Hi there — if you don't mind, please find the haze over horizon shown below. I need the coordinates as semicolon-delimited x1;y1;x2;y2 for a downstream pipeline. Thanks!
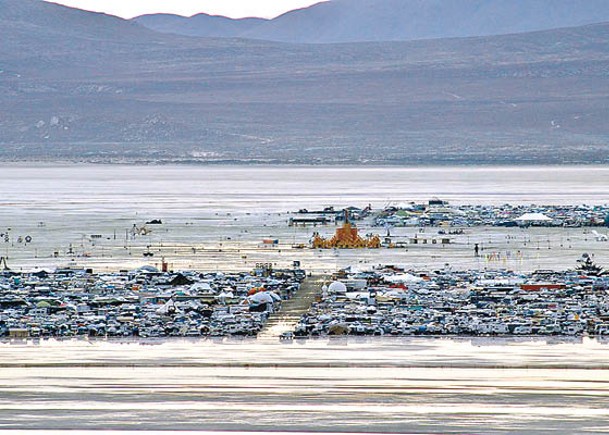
43;0;326;19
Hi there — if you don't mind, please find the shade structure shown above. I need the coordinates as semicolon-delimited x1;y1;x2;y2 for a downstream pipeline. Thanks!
247;291;274;304
514;212;552;222
384;273;424;283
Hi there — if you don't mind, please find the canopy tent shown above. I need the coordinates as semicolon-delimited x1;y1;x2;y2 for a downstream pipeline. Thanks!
514;212;552;222
134;265;159;273
170;273;193;286
156;299;180;315
247;286;266;296
215;291;234;304
380;289;409;299
247;291;276;304
383;273;424;284
190;282;213;292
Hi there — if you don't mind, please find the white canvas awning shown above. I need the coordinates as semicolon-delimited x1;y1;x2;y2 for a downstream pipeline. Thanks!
514;212;552;222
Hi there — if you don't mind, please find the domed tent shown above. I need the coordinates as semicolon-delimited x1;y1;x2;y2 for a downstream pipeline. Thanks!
328;281;347;294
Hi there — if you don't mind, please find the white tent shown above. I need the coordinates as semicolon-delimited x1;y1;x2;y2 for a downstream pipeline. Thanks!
267;291;282;302
216;291;234;304
383;273;424;284
384;289;408;298
190;282;213;292
135;265;159;273
328;281;347;294
248;292;274;304
514;212;552;222
156;299;180;315
428;206;466;216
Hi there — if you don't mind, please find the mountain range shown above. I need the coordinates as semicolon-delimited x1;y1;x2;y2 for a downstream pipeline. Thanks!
1;0;608;164
134;0;609;43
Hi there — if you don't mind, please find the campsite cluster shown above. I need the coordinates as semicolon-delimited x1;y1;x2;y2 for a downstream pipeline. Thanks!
0;266;304;338
373;201;609;228
292;259;609;337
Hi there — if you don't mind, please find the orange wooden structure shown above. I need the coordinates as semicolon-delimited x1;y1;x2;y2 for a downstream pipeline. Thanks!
311;210;380;249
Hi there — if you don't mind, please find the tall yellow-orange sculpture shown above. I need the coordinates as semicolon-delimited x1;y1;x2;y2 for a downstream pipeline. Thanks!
311;210;380;249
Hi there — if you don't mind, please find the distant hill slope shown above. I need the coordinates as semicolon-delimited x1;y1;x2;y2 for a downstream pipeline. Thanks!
3;0;153;40
133;0;609;43
2;0;609;164
133;13;267;39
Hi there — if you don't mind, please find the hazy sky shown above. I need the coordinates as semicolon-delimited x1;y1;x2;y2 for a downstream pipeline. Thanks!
46;0;327;19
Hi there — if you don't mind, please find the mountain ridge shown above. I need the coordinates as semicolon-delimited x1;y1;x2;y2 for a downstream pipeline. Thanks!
132;12;267;38
133;0;609;43
1;0;608;164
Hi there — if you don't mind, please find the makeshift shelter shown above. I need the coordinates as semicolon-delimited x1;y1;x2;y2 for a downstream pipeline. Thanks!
32;270;50;279
328;323;349;335
248;292;274;304
156;299;179;315
514;213;552;225
170;273;193;286
384;273;424;284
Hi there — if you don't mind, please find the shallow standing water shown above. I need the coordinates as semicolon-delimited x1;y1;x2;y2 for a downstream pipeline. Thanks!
1;337;609;434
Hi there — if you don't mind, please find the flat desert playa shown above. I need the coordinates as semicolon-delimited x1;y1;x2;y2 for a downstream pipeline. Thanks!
2;165;609;274
2;217;609;274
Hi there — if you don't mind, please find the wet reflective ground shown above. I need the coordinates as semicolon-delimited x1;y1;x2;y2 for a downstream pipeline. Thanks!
1;337;609;434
